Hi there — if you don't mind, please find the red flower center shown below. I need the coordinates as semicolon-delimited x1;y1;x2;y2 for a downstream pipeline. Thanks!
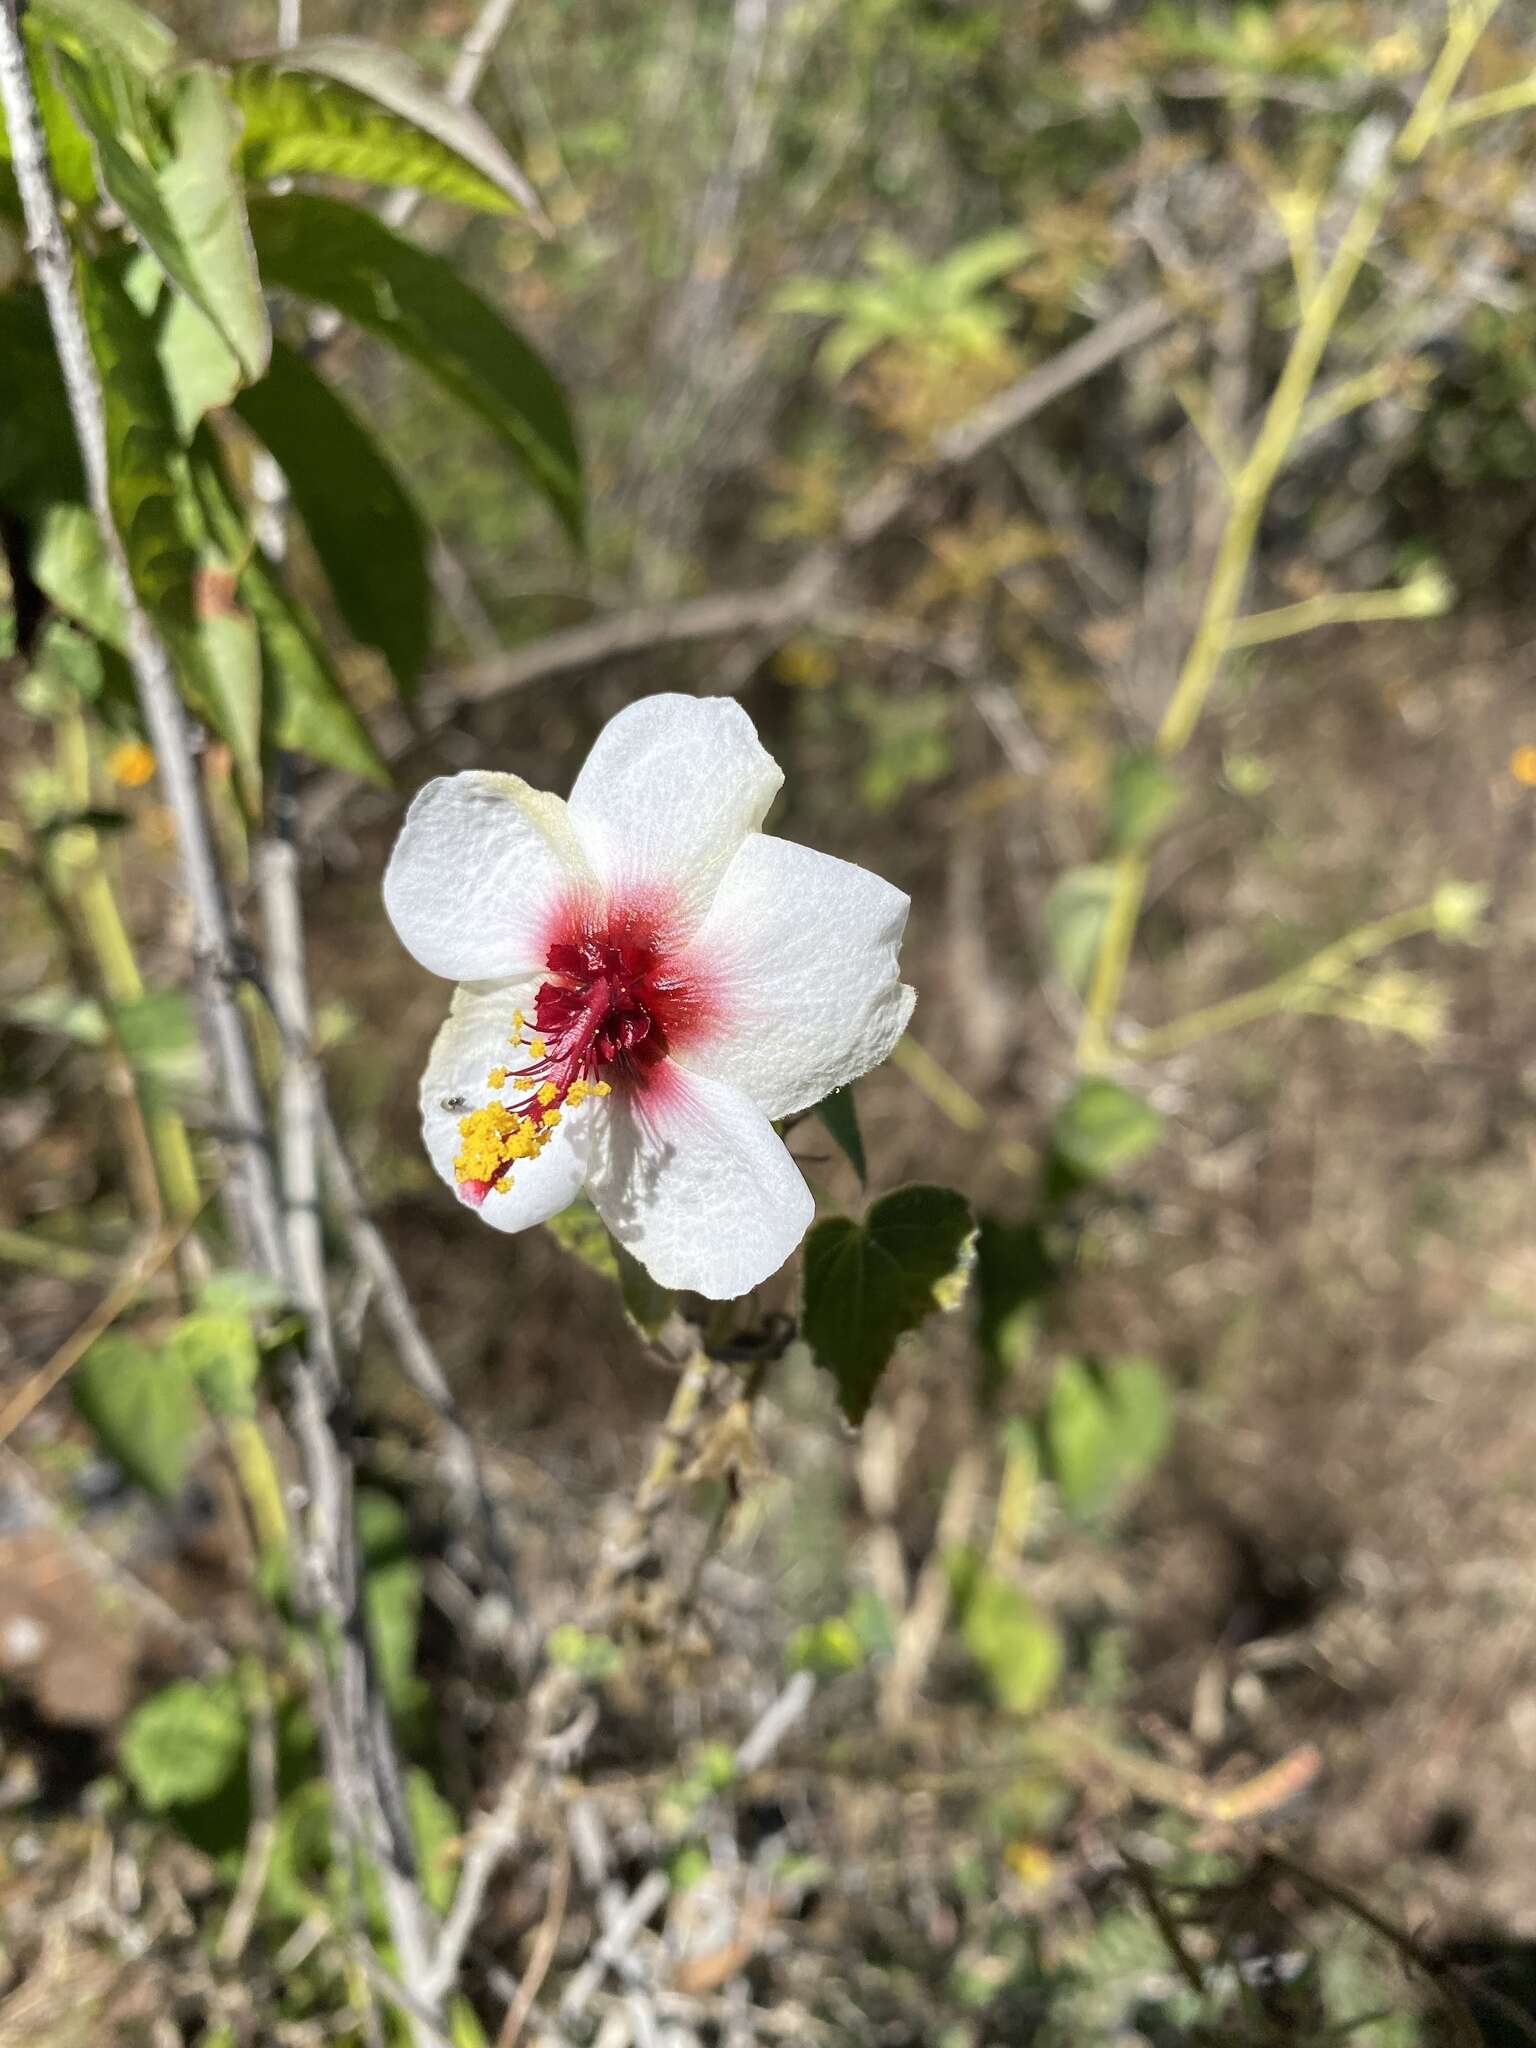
453;908;712;1208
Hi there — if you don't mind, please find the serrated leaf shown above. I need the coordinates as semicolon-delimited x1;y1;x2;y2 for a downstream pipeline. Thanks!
1107;751;1183;853
120;1678;246;1811
247;192;582;544
234;341;430;696
1045;1354;1172;1519
60;55;267;384
74;1330;200;1500
187;429;388;783
812;1084;866;1184
28;0;176;75
231;43;540;217
1051;1077;1163;1180
958;1568;1062;1717
801;1183;976;1423
1046;864;1115;994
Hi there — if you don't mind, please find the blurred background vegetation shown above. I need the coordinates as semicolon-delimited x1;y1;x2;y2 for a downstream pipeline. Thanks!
5;0;1536;2042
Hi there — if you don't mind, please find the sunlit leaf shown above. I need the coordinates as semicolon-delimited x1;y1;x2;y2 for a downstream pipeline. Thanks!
169;1309;261;1421
1107;751;1183;853
801;1183;976;1423
1050;1077;1163;1180
1046;863;1114;994
247;192;582;543
74;1330;200;1500
60;55;268;383
232;40;541;216
120;1678;246;1811
28;0;176;76
1045;1354;1173;1519
956;1566;1062;1716
234;340;430;696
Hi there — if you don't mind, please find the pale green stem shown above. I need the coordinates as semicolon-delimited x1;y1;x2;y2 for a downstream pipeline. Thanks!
1442;70;1536;130
1226;583;1449;649
54;712;202;1221
1075;8;1493;1069
1124;903;1439;1062
891;1036;1034;1178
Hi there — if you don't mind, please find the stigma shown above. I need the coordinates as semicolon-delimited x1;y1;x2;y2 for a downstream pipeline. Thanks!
452;918;702;1202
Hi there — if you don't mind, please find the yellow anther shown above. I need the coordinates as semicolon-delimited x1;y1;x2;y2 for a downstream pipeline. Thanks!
453;1096;559;1186
530;1037;547;1058
487;1066;508;1088
537;1081;558;1107
513;1076;536;1091
543;1109;562;1127
595;1081;612;1097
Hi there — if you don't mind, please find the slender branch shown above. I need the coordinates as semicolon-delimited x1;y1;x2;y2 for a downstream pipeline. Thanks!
1122;901;1441;1062
0;0;287;1280
424;1340;717;2003
1225;579;1451;649
442;296;1175;705
1074;11;1494;1067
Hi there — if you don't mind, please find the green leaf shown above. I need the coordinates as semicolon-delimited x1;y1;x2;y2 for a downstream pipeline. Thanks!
1107;751;1183;853
156;65;269;383
231;41;541;216
957;1568;1062;1716
0;287;82;512
31;503;122;644
113;986;201;1088
247;192;582;544
28;0;176;76
76;255;196;626
1046;863;1114;994
801;1183;976;1423
120;1678;246;1811
187;429;388;782
234;340;430;696
0;32;98;205
1044;1355;1173;1519
193;564;264;810
812;1084;866;1184
60;55;268;384
1050;1077;1163;1180
73;1330;200;1500
407;1769;460;1917
168;1309;261;1421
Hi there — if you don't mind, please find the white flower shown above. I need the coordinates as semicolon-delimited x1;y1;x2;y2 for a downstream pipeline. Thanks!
383;693;915;1299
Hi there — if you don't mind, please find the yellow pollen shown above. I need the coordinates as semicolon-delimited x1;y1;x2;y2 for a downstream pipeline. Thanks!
513;1076;536;1091
529;1037;547;1058
487;1066;508;1088
537;1081;558;1107
453;1102;551;1187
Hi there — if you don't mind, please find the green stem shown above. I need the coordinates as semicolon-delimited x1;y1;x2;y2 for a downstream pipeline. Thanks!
1225;581;1449;649
1075;9;1492;1069
1124;903;1439;1062
53;712;202;1222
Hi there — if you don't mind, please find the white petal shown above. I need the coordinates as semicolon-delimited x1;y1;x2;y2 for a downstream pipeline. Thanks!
674;833;916;1120
586;1064;814;1298
420;981;592;1233
384;771;597;983
567;695;783;941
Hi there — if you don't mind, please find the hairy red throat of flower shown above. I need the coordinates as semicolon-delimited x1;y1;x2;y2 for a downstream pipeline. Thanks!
452;900;715;1205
